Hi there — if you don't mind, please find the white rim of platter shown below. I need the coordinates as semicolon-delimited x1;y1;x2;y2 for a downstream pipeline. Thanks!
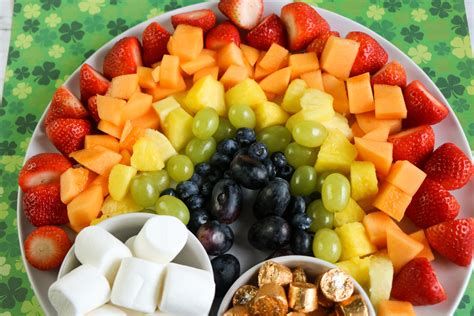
16;1;473;315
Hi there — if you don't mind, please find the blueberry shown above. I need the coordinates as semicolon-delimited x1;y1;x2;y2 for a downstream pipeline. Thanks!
186;194;206;212
271;152;287;169
291;212;312;230
277;164;294;182
217;139;240;156
235;128;256;146
304;191;322;205
210;152;232;170
160;188;177;197
263;158;276;179
187;209;209;233
248;142;269;161
195;162;212;177
290;229;313;256
176;181;199;200
190;173;203;187
208;168;223;184
212;254;240;297
200;182;214;197
286;196;306;216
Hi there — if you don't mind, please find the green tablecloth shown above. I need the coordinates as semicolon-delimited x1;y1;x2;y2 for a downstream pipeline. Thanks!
0;0;472;314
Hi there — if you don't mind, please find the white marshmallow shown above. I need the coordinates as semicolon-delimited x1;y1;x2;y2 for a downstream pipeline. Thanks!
134;216;187;264
125;235;136;255
158;263;215;315
48;264;110;316
111;257;166;313
86;304;126;316
75;225;132;283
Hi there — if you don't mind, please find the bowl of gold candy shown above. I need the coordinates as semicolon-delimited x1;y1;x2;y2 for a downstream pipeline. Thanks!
218;256;375;315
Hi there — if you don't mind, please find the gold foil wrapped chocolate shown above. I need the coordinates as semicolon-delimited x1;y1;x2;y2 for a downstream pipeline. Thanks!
249;283;289;316
232;285;259;306
288;282;318;312
318;268;354;303
335;295;368;316
258;261;293;287
292;266;307;283
224;305;251;316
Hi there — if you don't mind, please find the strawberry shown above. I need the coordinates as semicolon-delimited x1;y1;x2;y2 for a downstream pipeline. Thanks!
218;0;263;30
44;86;89;126
306;30;340;58
426;218;474;266
171;9;216;33
46;118;91;156
280;2;330;51
423;143;473;190
405;179;460;228
391;257;447;305
142;22;170;67
103;37;142;78
79;64;110;104
403;80;449;127
24;225;71;270
387;125;435;167
87;95;100;123
371;60;407;87
245;14;287;51
22;184;69;227
346;31;388;76
18;153;72;192
205;22;241;50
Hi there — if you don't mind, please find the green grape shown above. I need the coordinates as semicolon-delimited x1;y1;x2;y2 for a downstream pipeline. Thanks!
130;173;160;207
214;118;236;142
307;199;334;233
312;228;342;263
147;170;170;193
155;195;190;225
185;137;216;164
321;173;351;213
292;121;328;148
192;108;219;140
166;155;194;182
315;171;332;192
290;166;318;196
256;126;292;153
284;142;319;168
228;104;256;129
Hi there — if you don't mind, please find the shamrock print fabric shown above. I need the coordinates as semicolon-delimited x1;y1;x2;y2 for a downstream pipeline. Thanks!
1;0;473;314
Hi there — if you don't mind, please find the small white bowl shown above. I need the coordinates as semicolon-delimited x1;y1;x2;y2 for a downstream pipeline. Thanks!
58;213;213;278
218;255;376;315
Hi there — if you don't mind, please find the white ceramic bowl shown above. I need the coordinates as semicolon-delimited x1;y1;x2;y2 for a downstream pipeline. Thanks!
218;256;376;316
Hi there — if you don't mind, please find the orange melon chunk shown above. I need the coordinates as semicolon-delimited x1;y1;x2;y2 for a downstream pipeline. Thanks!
85;135;120;152
289;52;319;79
259;67;291;95
347;72;374;114
372;182;412;222
385;160;426;196
362;126;390;142
300;70;324;91
110;74;139;100
137;67;156;90
120;121;145;151
217;43;245;72
60;167;92;204
151;65;160;82
200;48;217;59
320;36;360;80
386;226;424;272
322;72;349;114
145;74;186;101
354;137;393;176
193;65;219;82
69;145;122;175
259;43;289;72
351;121;365;138
374;84;407;119
89;173;109;197
97;120;123;139
119;149;131;166
181;54;216;75
123;91;153;121
240;44;260;66
97;95;126;126
131;108;160;130
362;211;400;248
169;24;203;61
410;230;435;261
378;300;415;316
356;112;402;134
159;55;181;88
67;185;103;232
220;65;249;90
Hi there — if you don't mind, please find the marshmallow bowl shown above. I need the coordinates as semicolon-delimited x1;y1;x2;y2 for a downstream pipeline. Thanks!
51;213;214;315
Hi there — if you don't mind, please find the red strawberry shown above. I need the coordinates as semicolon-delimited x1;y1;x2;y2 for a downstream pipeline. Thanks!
218;0;263;30
142;22;170;67
371;60;407;87
22;184;69;227
24;225;71;270
281;2;330;51
103;37;142;78
387;125;435;167
391;257;447;305
346;31;388;76
18;153;72;192
46;118;91;156
403;80;449;127
245;14;287;51
79;64;110;104
171;9;216;33
87;96;100;123
44;86;89;126
205;22;241;50
426;218;474;266
306;30;340;58
405;179;460;228
423;143;473;190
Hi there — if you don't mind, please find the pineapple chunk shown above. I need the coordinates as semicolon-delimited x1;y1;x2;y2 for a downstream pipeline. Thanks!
185;75;226;116
143;129;177;162
90;214;109;225
225;78;267;109
281;79;308;113
315;130;358;173
336;256;371;290
108;164;137;201
335;222;377;260
101;194;143;216
254;101;290;131
369;253;394;310
172;91;187;106
320;113;353;139
334;198;366;227
131;137;164;171
286;108;333;132
350;161;379;201
152;96;181;126
163;108;194;152
300;89;335;118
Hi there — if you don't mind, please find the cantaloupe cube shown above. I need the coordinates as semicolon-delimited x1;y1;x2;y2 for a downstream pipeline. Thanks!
145;74;186;101
374;84;407;119
354;137;393;176
109;74;139;100
131;108;160;130
97;120;123;139
137;67;156;89
225;78;267;109
378;300;415;316
143;129;177;162
185;75;226;115
97;95;126;126
60;167;92;204
181;54;215;76
289;52;319;79
108;164;137;201
281;79;307;113
243;55;255;79
362;126;390;142
334;198;366;227
151;65;160;82
67;185;103;232
159;55;181;89
373;182;412;222
320;36;360;80
200;48;217;58
259;67;292;95
220;65;249;90
347;72;374;114
300;70;324;91
335;222;377;260
386;160;426;196
85;135;119;153
264;91;276;101
123;91;153;121
386;226;424;273
254;58;274;81
120;120;145;151
356;112;402;134
217;43;245;72
193;65;219;83
69;145;122;175
350;161;378;201
410;230;435;261
369;253;394;310
240;44;260;66
259;43;289;72
336;256;371;290
254;101;290;131
170;24;203;61
163;107;194;151
362;211;400;248
89;173;109;197
119;149;131;166
351;121;365;138
152;96;181;126
315;130;358;173
322;72;349;115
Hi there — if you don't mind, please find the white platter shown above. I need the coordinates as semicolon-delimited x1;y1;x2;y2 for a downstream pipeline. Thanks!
16;1;473;315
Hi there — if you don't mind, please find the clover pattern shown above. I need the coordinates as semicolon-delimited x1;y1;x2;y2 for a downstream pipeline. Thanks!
0;0;473;314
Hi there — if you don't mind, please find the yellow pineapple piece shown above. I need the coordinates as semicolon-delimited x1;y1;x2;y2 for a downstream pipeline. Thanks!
334;198;366;227
163;107;194;152
335;222;377;260
108;164;137;201
101;194;143;216
131;137;164;171
184;75;226;116
281;79;308;113
90;214;109;225
320;113;353;139
286;109;332;132
143;129;177;162
369;252;394;310
315;130;358;173
300;88;335;118
254;101;290;131
225;78;267;109
336;256;371;290
350;161;379;201
152;96;181;126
